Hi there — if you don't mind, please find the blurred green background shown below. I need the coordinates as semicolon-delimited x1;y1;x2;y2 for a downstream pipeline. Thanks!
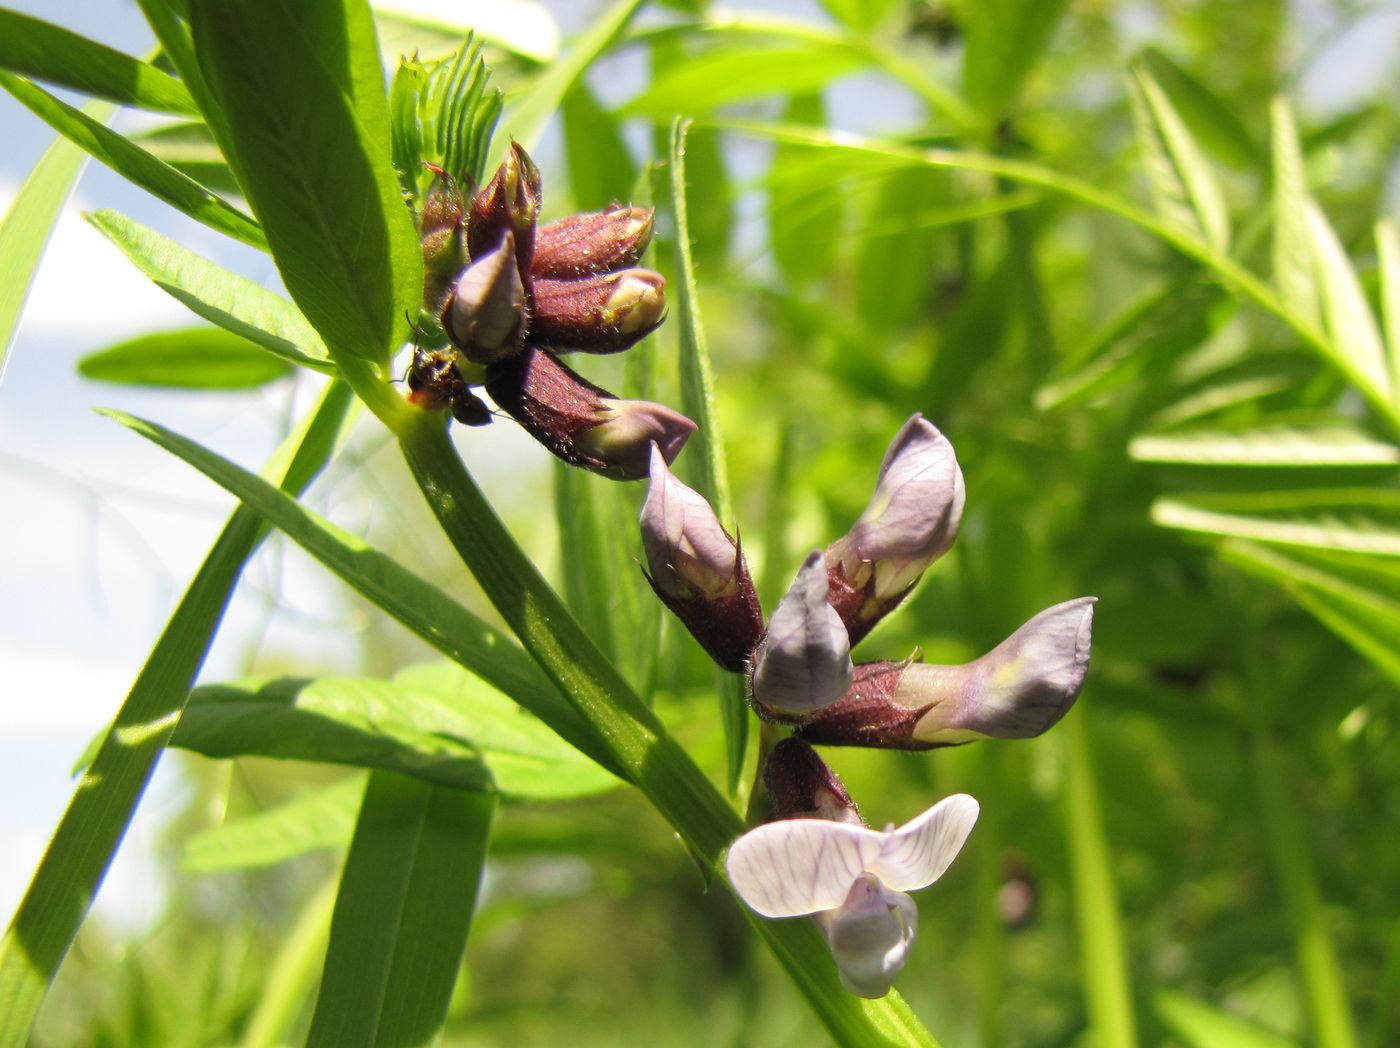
6;0;1400;1044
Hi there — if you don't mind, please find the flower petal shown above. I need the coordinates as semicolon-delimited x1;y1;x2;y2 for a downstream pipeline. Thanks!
819;873;919;999
869;793;980;893
749;550;854;718
725;817;886;918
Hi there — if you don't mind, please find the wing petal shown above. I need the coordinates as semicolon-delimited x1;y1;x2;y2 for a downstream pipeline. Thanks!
726;818;884;917
870;793;980;892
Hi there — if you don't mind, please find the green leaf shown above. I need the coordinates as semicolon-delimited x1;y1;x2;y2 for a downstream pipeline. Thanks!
0;73;265;249
623;42;865;116
1220;540;1400;694
561;81;637;208
496;0;644;152
1304;197;1390;405
183;775;366;872
962;0;1070;118
176;672;618;797
1152;490;1400;555
102;408;627;783
0;382;353;1048
189;0;422;364
1270;99;1321;330
854;166;946;332
390;39;502;204
1133;49;1262;170
79;326;293;389
1377;218;1400;403
0;101;110;382
662;118;747;792
0;10;197;114
1154;989;1299;1048
1130;422;1400;467
306;772;494;1048
129;120;244;197
1128;55;1231;251
88;210;332;372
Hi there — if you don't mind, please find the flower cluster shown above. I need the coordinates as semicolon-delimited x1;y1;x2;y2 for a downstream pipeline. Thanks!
639;415;1097;997
407;143;695;480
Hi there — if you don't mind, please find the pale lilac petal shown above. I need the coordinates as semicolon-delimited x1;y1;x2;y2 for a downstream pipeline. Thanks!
640;444;737;598
725;818;885;918
869;794;980;892
819;874;919;999
750;551;853;717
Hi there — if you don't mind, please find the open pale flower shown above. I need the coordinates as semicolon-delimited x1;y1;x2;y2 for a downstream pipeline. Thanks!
749;551;853;719
726;794;979;998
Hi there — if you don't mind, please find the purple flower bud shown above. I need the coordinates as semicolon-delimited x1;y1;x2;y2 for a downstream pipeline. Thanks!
442;233;527;364
763;737;862;824
749;551;854;720
639;447;765;671
531;206;656;279
826;415;965;646
469;141;541;278
798;597;1097;748
531;270;667;354
485;347;695;481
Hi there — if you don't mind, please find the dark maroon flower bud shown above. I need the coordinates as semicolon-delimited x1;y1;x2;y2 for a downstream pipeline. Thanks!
639;445;764;671
485;347;695;480
531;206;656;279
798;598;1097;749
530;270;667;354
764;738;862;824
469;141;541;279
420;165;465;239
442;233;527;364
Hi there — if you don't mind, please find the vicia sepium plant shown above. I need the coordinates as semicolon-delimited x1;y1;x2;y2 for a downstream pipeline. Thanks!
406;142;692;479
641;413;1097;995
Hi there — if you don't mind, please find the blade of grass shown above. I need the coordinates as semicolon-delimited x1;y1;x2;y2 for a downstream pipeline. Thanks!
306;773;495;1048
0;379;354;1048
0;101;111;384
0;72;265;249
1063;706;1139;1048
0;10;197;114
661;117;749;792
1376;218;1400;407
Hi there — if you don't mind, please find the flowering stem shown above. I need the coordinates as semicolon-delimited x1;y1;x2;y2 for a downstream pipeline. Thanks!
394;411;940;1047
1062;706;1139;1048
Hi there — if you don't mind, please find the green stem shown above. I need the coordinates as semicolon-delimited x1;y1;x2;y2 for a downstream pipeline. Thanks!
1249;728;1359;1048
1063;707;1139;1048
